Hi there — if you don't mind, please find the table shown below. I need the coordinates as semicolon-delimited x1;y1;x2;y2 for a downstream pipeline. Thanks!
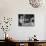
5;39;46;46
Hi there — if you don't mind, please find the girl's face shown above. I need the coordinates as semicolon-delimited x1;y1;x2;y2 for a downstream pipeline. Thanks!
20;16;23;19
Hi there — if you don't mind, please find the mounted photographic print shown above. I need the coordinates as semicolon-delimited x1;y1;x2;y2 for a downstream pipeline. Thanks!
29;0;43;8
18;14;35;26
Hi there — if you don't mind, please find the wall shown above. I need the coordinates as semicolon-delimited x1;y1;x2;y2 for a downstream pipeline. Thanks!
0;0;46;40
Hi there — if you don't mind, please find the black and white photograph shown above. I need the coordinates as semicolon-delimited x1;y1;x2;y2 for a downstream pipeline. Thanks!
18;14;35;26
